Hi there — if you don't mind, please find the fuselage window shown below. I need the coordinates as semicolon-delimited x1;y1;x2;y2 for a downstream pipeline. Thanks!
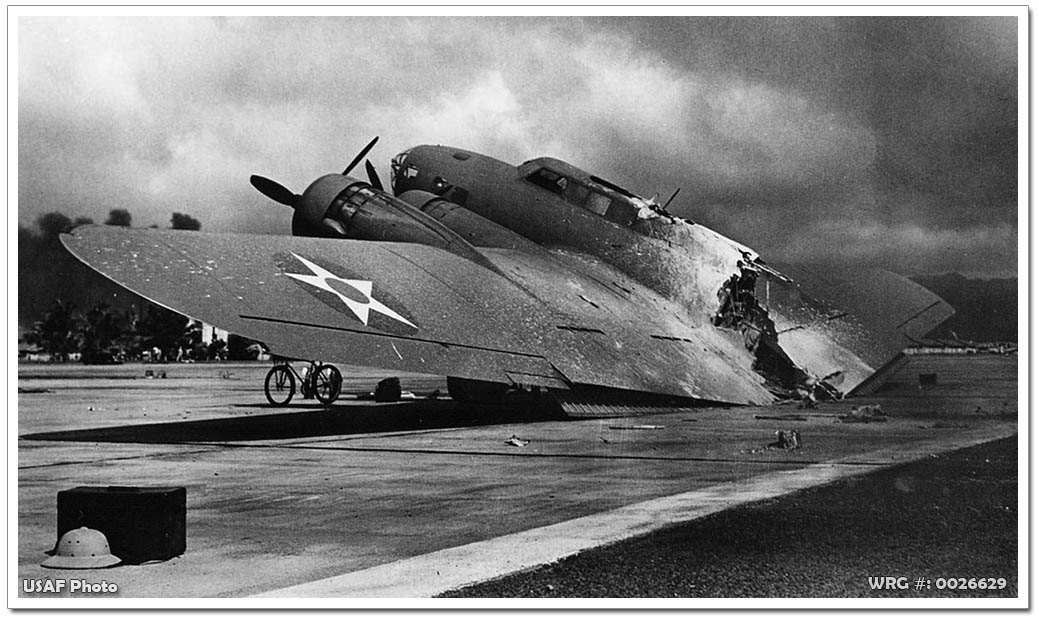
527;168;638;228
526;168;567;195
585;192;611;216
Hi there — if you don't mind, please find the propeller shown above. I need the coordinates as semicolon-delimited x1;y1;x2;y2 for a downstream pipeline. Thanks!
249;175;300;208
250;137;384;237
365;160;384;191
342;136;379;176
250;136;381;208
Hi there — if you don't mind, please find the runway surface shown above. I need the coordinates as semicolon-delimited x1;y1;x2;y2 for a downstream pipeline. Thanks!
443;436;1018;598
15;353;1019;600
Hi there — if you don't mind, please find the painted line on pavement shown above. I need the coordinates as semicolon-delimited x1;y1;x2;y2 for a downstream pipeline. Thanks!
255;426;1016;599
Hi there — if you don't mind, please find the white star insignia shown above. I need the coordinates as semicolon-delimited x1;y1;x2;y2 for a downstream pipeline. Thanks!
284;253;417;329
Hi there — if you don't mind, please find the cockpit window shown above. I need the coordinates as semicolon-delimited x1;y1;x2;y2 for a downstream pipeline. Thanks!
579;190;636;226
524;162;654;229
525;167;568;195
562;181;589;206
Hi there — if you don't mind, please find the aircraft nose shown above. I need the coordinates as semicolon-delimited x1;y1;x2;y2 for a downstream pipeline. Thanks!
390;150;413;195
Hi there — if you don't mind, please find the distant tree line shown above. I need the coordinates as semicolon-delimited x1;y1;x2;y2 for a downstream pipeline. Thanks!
28;208;202;240
25;298;266;364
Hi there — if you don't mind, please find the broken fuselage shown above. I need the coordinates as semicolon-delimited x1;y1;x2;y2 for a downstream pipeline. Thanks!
387;145;868;397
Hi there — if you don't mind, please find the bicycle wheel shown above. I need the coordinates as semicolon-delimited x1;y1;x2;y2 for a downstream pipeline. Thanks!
264;365;296;406
313;364;342;405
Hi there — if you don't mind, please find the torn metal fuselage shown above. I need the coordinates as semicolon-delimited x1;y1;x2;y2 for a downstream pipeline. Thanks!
392;145;859;400
709;261;842;401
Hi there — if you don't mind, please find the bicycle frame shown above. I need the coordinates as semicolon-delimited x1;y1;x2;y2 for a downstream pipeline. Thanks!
264;359;343;407
275;360;319;397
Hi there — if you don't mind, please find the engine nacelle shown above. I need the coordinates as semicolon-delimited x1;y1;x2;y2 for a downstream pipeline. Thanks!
292;174;497;271
397;190;543;253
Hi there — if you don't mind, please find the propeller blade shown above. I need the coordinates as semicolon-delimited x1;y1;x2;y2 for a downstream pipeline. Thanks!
365;160;384;191
250;175;300;208
342;136;379;176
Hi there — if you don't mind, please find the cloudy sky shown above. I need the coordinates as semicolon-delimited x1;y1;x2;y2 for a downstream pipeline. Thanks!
17;13;1020;277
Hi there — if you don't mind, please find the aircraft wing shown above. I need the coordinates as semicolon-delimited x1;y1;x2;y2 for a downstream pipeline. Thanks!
61;226;776;404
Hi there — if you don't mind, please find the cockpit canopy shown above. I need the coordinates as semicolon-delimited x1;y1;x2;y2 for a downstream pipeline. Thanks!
518;157;667;228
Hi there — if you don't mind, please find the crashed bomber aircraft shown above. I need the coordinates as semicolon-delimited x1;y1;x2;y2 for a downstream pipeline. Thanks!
62;139;953;409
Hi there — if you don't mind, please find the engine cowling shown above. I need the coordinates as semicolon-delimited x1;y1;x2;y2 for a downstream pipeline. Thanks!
292;174;497;272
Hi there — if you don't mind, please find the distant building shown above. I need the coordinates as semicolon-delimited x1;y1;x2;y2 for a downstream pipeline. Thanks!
201;323;228;345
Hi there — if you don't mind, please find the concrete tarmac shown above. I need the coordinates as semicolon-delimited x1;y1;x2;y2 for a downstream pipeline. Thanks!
15;354;1018;599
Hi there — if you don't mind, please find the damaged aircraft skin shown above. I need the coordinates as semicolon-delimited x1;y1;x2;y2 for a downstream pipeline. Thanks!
61;139;953;408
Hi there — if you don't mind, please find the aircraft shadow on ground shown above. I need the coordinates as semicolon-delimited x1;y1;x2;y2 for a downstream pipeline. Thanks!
21;398;563;445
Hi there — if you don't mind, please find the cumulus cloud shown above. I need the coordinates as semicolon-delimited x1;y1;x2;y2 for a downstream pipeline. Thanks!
17;15;1019;276
406;71;543;157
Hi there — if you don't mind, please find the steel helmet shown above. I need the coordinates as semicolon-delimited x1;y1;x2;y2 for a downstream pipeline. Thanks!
41;527;121;569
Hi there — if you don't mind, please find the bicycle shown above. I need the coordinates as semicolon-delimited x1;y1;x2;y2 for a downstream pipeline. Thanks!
264;359;342;406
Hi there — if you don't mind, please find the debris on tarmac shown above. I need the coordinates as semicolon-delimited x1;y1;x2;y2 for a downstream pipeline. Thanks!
839;404;887;423
505;435;530;447
796;387;818;409
768;430;802;450
743;429;804;454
